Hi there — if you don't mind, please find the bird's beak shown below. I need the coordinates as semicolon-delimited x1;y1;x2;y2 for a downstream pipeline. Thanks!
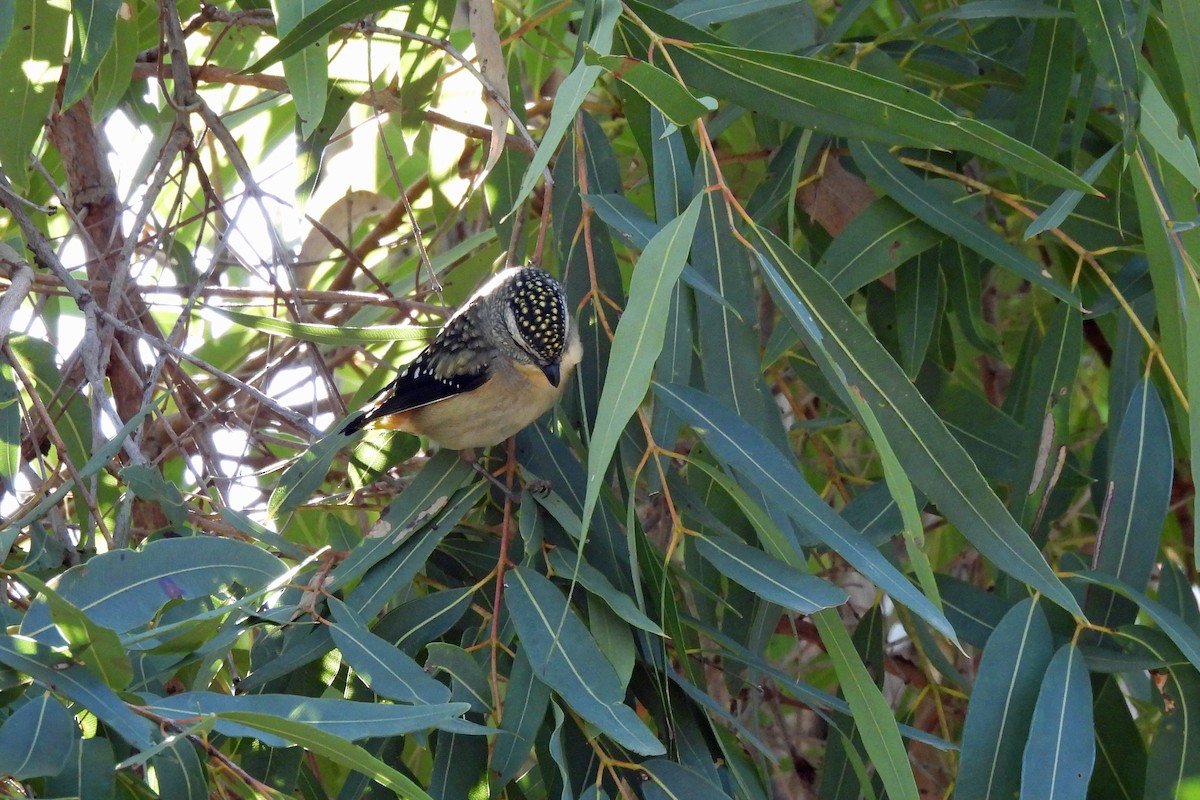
541;363;561;387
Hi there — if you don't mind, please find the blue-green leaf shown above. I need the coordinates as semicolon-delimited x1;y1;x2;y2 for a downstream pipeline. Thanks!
581;195;703;535
957;599;1054;800
504;566;664;755
694;536;847;614
1021;643;1095;800
752;229;1081;616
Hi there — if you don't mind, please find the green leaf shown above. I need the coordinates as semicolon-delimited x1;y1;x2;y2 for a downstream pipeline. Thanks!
273;0;331;139
0;1;69;187
694;535;848;614
43;738;116;800
328;598;452;705
813;609;919;800
246;0;417;72
0;693;78;780
1075;0;1139;147
546;547;664;635
268;429;350;519
1085;379;1171;630
850;140;1078;305
20;537;288;641
149;692;471;744
0;356;18;497
817;193;952;297
752;228;1082;616
423;643;492;714
1140;71;1200;192
209;305;433;344
642;757;733;799
510;0;621;215
62;0;123;108
213;711;434;800
624;8;1094;192
503;566;665;755
581;194;702;535
655;383;957;643
1071;571;1200;673
90;0;138;117
1020;643;1096;800
957;599;1054;800
1025;144;1118;239
844;385;943;615
669;0;796;26
1162;0;1200;141
585;46;713;127
0;635;156;750
121;464;187;528
17;573;132;691
148;736;207;800
493;648;553;785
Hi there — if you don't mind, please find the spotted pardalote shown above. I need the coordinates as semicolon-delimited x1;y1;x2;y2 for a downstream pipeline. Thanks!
341;267;582;449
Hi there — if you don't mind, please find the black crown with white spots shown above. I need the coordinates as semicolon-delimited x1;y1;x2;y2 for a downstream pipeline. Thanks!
507;268;569;364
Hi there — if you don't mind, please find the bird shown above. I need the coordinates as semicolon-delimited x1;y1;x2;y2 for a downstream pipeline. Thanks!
340;266;582;450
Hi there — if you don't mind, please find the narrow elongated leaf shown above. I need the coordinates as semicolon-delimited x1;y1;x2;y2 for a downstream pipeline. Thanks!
345;482;486;619
581;195;703;536
493;648;552;785
814;609;919;800
246;0;418;72
0;2;69;186
21;537;287;641
209;304;433;344
694;536;847;614
1163;0;1200;140
1014;0;1073;156
331;450;475;589
18;574;131;691
510;0;621;214
504;566;665;755
63;0;123;108
0;635;156;750
654;383;957;642
1075;0;1139;145
1086;379;1171;629
1025;145;1118;239
148;693;471;745
851;140;1077;305
267;430;347;519
817;191;961;297
1071;571;1200;672
586;47;713;126
623;5;1093;191
1021;643;1095;800
328;598;451;705
669;0;796;26
546;547;663;635
957;599;1055;800
0;357;20;498
0;693;78;779
214;711;433;800
752;228;1081;616
643;757;733;799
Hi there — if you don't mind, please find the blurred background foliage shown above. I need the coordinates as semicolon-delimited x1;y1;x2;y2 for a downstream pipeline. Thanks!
0;0;1198;797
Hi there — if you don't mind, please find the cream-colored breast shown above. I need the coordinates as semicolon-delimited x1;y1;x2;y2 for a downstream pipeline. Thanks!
407;359;571;449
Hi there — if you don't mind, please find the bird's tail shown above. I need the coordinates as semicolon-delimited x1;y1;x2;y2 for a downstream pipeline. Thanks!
339;412;368;435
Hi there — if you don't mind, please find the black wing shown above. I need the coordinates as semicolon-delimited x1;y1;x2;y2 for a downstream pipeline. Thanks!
341;314;492;434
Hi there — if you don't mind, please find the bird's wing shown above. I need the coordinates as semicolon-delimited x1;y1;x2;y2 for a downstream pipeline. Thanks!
341;314;492;434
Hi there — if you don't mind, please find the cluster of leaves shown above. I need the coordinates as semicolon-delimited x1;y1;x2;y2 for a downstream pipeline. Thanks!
0;0;1199;798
